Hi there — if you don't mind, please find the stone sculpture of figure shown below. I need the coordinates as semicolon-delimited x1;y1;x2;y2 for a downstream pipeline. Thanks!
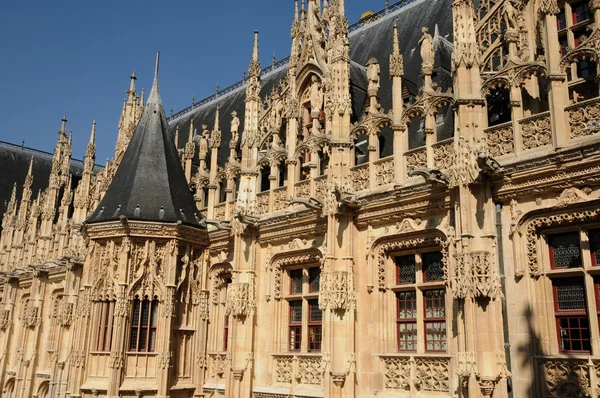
419;27;434;68
310;76;323;115
367;58;380;94
231;111;240;143
272;133;282;150
199;127;209;154
503;0;520;31
271;92;284;129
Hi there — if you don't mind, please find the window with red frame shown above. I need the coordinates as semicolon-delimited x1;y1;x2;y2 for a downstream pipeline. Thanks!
289;301;302;351
549;232;582;269
396;255;416;284
424;289;446;352
590;229;600;266
557;8;567;30
290;269;303;294
129;296;159;352
553;279;590;352
309;267;321;293
96;301;115;351
423;251;444;282
397;291;417;351
572;1;592;24
559;36;568;55
308;299;322;351
574;28;588;48
223;315;230;351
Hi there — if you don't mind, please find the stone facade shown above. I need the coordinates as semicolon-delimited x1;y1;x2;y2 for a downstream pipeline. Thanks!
3;0;600;397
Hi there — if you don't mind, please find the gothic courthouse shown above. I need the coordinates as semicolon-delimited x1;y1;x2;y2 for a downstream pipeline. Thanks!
3;0;600;396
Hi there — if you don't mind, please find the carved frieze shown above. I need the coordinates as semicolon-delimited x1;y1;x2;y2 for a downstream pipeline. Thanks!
319;270;355;311
225;280;255;318
452;251;502;299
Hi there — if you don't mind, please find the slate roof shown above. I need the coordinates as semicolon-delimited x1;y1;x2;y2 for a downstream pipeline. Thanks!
168;0;454;165
86;55;204;228
0;141;85;232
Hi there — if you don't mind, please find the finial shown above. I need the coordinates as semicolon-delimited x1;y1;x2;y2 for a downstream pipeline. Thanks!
141;88;145;105
147;52;162;105
188;119;195;143
214;105;220;131
90;120;96;144
393;23;400;55
127;71;137;101
294;0;299;20
59;115;67;135
69;131;73;145
27;156;34;176
175;126;180;147
252;31;259;61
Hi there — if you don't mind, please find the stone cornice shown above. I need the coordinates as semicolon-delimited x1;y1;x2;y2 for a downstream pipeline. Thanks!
84;220;209;246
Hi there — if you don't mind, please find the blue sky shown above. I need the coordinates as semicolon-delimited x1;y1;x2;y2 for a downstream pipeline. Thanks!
0;0;388;162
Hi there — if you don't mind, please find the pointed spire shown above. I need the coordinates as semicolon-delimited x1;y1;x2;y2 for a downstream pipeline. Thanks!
294;0;299;21
214;105;220;132
141;88;145;105
147;52;162;105
59;115;67;135
174;126;180;148
127;71;137;102
89;120;96;145
188;119;195;143
393;23;400;55
68;131;73;146
27;156;34;178
85;120;96;159
252;31;259;62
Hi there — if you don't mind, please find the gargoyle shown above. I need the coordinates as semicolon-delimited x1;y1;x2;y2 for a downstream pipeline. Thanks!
332;187;360;209
234;210;260;228
204;219;232;231
288;197;324;211
476;151;504;177
408;168;449;185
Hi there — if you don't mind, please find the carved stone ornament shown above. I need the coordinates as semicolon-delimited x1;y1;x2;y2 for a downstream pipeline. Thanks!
452;251;502;300
319;270;355;311
225;279;256;318
58;301;74;326
273;252;322;300
24;304;40;328
0;309;11;330
539;0;559;15
542;359;592;397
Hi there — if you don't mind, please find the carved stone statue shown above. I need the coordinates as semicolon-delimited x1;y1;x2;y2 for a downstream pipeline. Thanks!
367;58;380;94
419;27;434;68
310;76;323;115
231;111;240;142
503;0;520;31
199;128;209;154
271;93;284;129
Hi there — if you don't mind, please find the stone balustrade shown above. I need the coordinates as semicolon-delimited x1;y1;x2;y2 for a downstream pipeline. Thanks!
519;111;552;150
272;353;325;385
295;180;310;199
314;175;327;201
379;354;451;394
255;191;269;215
432;138;454;170
374;156;394;187
405;147;427;176
567;97;600;139
484;121;514;157
273;187;288;211
213;203;226;219
350;163;369;191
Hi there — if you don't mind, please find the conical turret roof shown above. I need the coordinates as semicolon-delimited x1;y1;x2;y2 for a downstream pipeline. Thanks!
87;53;204;228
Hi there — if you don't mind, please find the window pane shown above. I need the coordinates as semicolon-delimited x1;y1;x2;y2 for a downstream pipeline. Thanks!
549;232;581;269
129;328;138;351
290;270;303;294
423;252;444;281
141;300;150;327
590;229;600;265
424;289;446;318
290;301;302;323
397;291;417;320
557;9;566;30
148;329;156;352
426;321;447;351
309;268;321;292
289;326;301;350
150;301;158;326
558;316;590;352
395;255;416;284
398;322;417;351
556;281;586;310
309;300;322;322
132;300;140;326
572;2;591;24
309;326;322;351
139;328;148;351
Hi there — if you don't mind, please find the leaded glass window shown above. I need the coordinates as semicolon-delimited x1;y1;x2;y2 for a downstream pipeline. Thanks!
549;232;582;269
396;255;416;284
423;251;444;282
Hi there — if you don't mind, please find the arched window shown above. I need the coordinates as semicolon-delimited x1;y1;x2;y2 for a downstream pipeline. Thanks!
95;300;115;352
318;149;329;176
260;165;270;192
129;295;159;352
218;180;227;204
278;160;287;187
486;88;511;127
354;133;369;165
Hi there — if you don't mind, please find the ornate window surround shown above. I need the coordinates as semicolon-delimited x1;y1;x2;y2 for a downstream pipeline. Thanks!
208;264;232;355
